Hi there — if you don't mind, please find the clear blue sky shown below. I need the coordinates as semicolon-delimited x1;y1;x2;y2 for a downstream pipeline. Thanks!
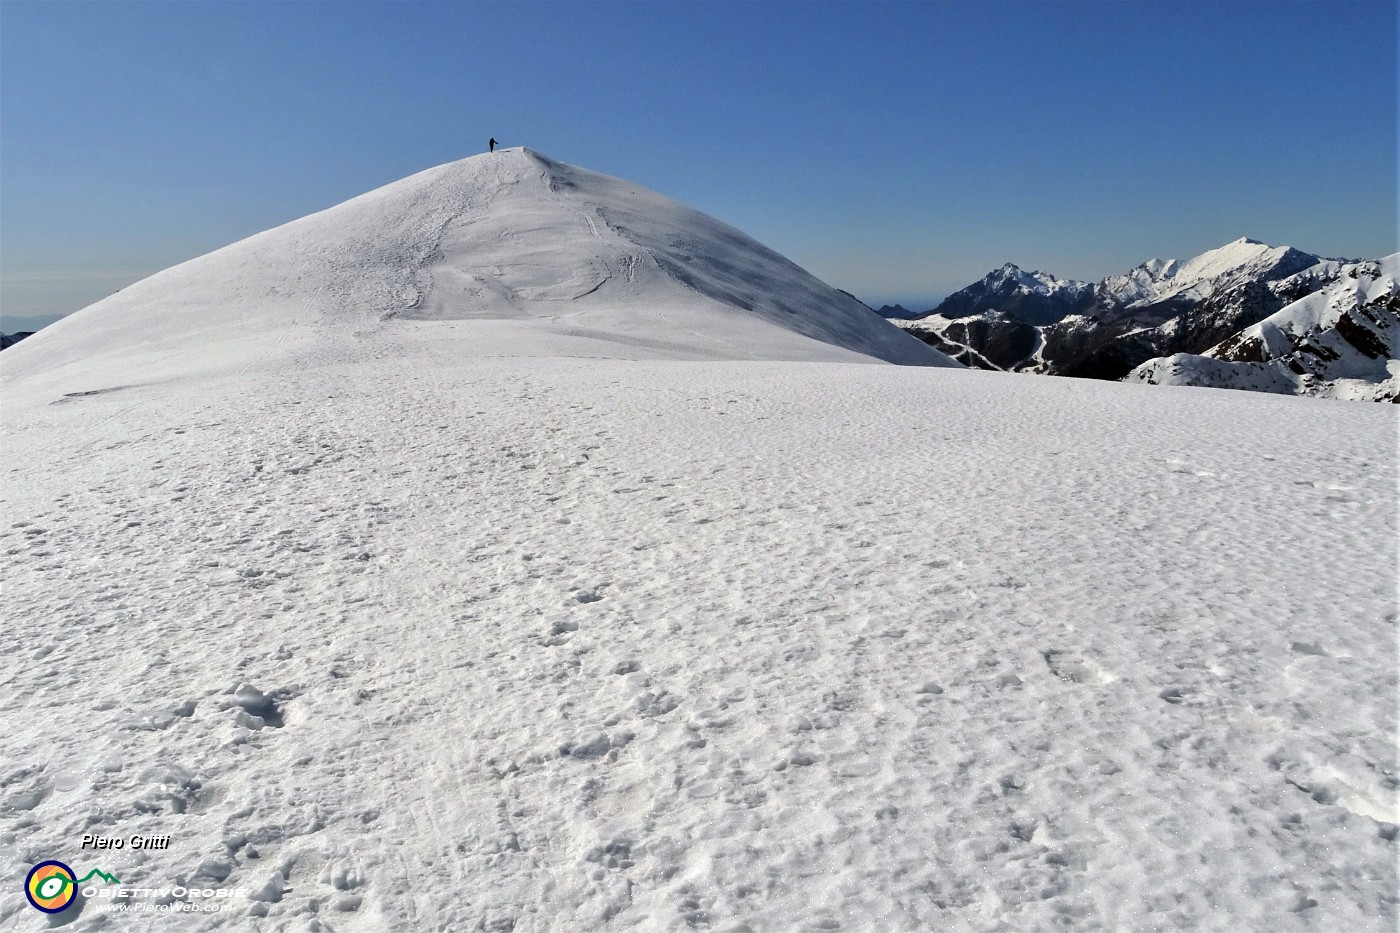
1;0;1395;323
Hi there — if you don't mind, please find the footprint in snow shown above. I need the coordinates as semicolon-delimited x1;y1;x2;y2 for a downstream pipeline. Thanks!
1167;459;1214;477
1044;650;1115;686
1294;479;1358;502
229;683;285;728
1159;686;1193;705
541;619;578;646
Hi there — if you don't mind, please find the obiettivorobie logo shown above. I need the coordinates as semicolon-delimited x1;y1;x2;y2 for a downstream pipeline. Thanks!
24;860;121;913
23;857;244;915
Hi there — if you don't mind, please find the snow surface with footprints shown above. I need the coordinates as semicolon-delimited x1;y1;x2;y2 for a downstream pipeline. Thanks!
0;147;1395;930
2;353;1395;931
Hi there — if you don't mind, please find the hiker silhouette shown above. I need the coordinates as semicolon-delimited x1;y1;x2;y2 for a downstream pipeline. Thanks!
489;138;496;153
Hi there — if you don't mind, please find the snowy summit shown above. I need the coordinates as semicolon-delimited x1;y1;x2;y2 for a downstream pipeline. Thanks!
1098;237;1323;312
928;263;1095;326
2;147;950;391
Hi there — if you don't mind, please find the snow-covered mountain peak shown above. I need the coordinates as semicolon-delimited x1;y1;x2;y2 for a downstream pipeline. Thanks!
1171;238;1292;284
984;262;1088;295
927;262;1095;325
987;262;1026;283
1099;238;1322;310
2;149;952;389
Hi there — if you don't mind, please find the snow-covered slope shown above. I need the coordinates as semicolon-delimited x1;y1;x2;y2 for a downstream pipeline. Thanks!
0;148;950;393
1128;255;1400;401
1;356;1394;931
890;317;1004;370
0;158;1394;931
895;310;1041;370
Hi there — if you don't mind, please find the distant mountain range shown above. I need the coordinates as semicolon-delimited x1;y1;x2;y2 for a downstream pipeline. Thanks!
0;314;62;351
889;238;1398;401
874;304;922;320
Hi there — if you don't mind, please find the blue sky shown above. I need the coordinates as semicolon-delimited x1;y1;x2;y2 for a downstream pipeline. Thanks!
1;0;1395;324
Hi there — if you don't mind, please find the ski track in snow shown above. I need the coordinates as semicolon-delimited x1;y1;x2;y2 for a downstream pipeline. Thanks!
1;351;1396;932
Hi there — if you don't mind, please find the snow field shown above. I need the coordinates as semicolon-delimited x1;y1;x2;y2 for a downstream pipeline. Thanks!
1;354;1395;931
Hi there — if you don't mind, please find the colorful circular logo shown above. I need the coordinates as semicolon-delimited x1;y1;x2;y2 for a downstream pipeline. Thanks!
25;860;77;913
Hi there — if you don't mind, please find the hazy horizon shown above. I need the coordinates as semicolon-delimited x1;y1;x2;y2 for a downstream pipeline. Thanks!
4;225;1379;332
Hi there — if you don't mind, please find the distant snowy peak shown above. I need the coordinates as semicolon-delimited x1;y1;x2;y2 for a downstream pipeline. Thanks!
931;263;1095;326
1099;259;1181;307
1099;238;1324;311
1128;255;1400;401
985;262;1095;300
985;262;1082;293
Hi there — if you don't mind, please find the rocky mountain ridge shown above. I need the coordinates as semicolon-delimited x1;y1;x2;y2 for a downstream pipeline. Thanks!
1127;255;1399;401
891;238;1395;399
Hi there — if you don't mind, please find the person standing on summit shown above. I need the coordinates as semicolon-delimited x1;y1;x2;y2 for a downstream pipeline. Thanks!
489;137;496;153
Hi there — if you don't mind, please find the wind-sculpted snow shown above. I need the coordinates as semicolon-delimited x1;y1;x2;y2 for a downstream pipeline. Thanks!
0;148;949;393
0;152;1392;930
1;352;1395;931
